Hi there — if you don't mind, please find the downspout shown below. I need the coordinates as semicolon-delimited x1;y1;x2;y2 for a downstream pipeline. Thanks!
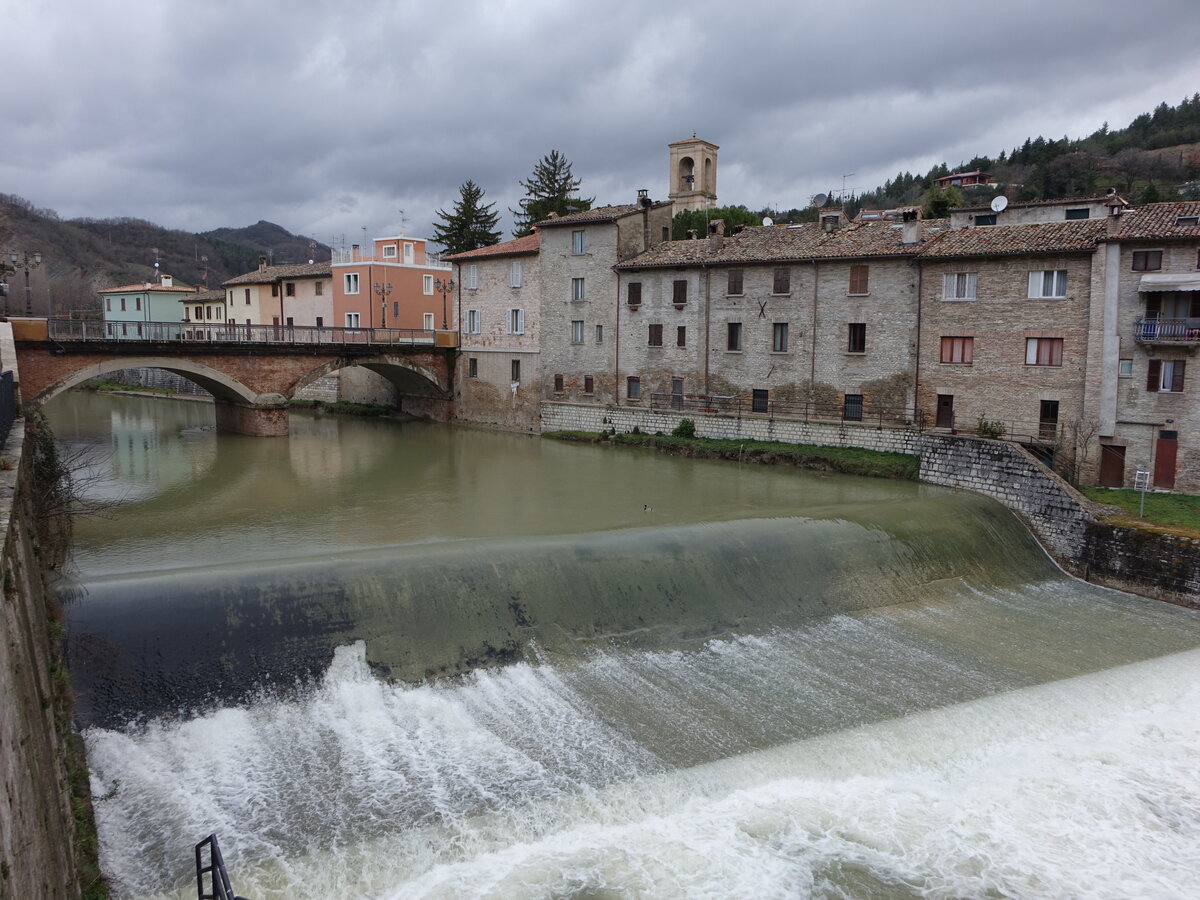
809;262;819;397
912;259;923;421
614;265;622;405
703;262;711;394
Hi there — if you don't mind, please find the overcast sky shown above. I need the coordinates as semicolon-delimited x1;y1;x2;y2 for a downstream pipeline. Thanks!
4;0;1200;248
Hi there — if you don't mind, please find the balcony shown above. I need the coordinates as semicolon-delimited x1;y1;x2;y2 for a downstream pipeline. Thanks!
1133;318;1200;345
330;248;452;269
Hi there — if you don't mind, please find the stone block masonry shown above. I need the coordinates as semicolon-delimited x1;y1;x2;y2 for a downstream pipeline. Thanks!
542;401;1198;607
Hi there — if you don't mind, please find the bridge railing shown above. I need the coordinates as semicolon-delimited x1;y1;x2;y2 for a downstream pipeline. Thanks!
48;319;438;347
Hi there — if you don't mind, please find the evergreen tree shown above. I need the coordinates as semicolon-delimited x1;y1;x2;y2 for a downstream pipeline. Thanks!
432;180;501;255
510;150;593;237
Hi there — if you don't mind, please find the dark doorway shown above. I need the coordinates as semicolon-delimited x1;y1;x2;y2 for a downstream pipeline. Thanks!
1099;444;1126;488
1154;430;1178;489
936;394;954;429
671;378;684;411
751;388;769;413
1039;400;1060;440
843;393;863;422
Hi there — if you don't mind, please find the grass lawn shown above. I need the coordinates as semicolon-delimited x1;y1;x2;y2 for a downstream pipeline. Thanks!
1082;486;1200;537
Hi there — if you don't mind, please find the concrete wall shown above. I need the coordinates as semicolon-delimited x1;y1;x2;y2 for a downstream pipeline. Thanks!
0;421;81;898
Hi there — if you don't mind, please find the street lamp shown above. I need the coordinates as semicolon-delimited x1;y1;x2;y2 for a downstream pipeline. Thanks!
434;277;455;330
9;250;42;316
373;281;393;328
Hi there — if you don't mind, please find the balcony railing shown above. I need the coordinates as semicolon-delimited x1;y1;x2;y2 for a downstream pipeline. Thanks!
1133;317;1200;343
330;248;452;269
49;318;440;347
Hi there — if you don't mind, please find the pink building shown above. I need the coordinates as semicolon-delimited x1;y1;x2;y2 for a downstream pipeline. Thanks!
331;235;453;331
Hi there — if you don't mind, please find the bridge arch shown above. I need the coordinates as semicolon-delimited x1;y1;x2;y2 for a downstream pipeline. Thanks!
32;357;260;406
291;354;451;401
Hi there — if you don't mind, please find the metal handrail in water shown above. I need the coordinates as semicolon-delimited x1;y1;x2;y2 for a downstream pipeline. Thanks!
195;833;248;900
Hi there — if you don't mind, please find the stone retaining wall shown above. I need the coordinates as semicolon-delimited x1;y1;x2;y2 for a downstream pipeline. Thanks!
541;401;1198;607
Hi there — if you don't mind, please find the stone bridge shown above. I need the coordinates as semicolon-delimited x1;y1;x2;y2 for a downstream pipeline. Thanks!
10;319;457;435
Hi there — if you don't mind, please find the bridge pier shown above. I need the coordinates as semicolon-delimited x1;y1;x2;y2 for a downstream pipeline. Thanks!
213;396;290;436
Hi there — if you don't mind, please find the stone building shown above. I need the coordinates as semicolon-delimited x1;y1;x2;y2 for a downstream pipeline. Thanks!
445;231;542;429
667;137;718;213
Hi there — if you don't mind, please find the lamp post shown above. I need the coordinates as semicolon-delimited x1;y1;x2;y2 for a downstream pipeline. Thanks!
434;277;455;330
373;281;393;328
9;250;42;316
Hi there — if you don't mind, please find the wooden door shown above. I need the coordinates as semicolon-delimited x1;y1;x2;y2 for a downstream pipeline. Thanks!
1154;430;1178;489
1099;444;1126;487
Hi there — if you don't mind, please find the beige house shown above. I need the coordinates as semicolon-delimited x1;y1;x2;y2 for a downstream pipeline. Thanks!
221;259;333;328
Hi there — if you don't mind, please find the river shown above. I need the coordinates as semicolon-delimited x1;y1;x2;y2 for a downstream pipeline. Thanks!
46;391;1200;899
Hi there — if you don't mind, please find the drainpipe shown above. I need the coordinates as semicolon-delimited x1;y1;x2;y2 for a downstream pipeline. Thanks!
614;266;622;405
809;262;819;397
912;260;923;422
703;262;711;394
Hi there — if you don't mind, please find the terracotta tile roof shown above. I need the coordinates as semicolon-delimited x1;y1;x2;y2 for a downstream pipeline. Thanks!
615;221;948;269
443;232;540;261
953;194;1127;212
1104;201;1200;241
223;261;331;286
916;220;1106;258
100;280;194;293
179;289;226;303
534;203;665;228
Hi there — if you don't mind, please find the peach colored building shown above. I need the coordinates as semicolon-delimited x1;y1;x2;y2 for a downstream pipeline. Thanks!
220;259;333;327
331;235;453;331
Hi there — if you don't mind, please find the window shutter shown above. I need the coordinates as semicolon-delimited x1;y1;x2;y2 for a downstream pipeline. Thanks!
1147;359;1161;391
1172;360;1186;392
1028;271;1041;297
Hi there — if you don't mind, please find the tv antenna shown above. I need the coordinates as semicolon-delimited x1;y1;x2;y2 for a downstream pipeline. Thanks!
398;209;408;234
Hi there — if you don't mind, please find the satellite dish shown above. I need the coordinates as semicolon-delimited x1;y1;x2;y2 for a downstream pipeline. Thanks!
811;193;828;209
762;217;774;227
990;195;1009;213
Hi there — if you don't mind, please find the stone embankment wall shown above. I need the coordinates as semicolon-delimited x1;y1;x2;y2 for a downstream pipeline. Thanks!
0;421;80;898
541;401;1199;608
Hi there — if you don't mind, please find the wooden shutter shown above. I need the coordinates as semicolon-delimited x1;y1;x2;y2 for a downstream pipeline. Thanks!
627;282;642;305
1147;359;1161;391
849;265;868;294
728;269;743;294
1172;360;1186;392
673;280;687;303
649;323;663;346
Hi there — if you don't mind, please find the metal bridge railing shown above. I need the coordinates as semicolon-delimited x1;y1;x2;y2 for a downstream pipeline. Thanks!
48;318;439;347
0;371;15;450
195;834;248;900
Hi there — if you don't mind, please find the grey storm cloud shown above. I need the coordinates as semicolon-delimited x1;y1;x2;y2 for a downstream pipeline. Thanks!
4;0;1200;244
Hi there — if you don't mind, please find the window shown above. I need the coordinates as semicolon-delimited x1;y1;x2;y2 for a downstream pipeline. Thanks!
271;284;279;297
627;281;642;306
1175;216;1199;226
286;316;294;327
468;357;478;378
595;324;604;343
120;298;126;311
673;280;688;304
572;277;585;301
848;265;869;295
1119;358;1133;377
135;297;142;310
245;288;251;304
382;244;398;258
1028;270;1067;299
662;226;670;243
648;323;663;346
403;242;414;264
571;320;585;343
1065;208;1090;220
393;300;400;319
940;336;974;364
677;326;687;347
848;322;866;353
773;267;791;294
467;264;478;289
844;393;864;421
316;316;323;327
105;298;111;310
1147;359;1186;392
194;306;202;319
584;375;594;394
285;282;295;297
206;306;213;319
752;389;769;413
510;261;522;288
344;273;360;294
511;360;521;382
315;281;324;296
345;312;361;328
227;291;233;303
942;272;977;300
1132;250;1163;271
772;322;789;352
423;275;433;295
466;309;480;334
727;269;743;295
1025;337;1064;366
974;213;997;226
554;374;564;392
727;322;743;351
572;230;586;254
627;376;641;399
508;308;525;334
423;313;435;330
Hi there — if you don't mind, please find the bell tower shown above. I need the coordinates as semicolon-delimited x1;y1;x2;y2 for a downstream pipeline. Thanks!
668;136;718;213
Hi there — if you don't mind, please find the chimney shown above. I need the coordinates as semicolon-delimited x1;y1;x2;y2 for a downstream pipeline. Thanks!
351;243;361;262
687;229;699;240
161;274;173;288
259;255;267;271
637;188;651;208
821;213;840;233
901;210;920;245
708;218;725;236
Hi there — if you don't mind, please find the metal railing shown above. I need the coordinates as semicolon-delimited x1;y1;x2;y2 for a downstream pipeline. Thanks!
0;371;15;450
195;834;247;900
644;392;1062;444
1133;317;1200;342
330;248;452;268
48;318;440;347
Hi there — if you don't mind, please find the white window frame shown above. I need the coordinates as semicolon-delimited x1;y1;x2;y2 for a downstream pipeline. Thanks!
467;264;478;290
572;277;585;301
510;260;523;288
1028;270;1067;299
423;274;434;295
466;309;481;334
508;308;525;335
382;244;398;258
1118;358;1133;377
571;320;584;343
345;312;361;328
423;312;435;330
344;272;360;294
572;230;586;254
942;272;976;301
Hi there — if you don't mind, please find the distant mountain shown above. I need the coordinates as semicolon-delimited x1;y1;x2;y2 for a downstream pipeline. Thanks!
0;194;330;316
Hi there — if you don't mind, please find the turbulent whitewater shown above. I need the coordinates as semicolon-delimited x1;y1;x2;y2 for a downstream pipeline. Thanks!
47;393;1200;899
